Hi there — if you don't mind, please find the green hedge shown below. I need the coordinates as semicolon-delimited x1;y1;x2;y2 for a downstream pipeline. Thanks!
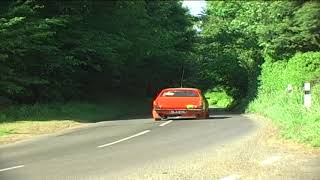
205;90;234;108
248;52;320;147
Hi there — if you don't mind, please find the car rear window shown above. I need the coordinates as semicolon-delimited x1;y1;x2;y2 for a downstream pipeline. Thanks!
161;90;199;97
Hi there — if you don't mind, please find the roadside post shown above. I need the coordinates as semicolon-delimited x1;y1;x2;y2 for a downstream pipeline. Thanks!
304;82;311;108
287;84;293;93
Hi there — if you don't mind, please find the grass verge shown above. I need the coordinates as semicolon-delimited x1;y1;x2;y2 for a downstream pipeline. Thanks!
247;52;320;147
0;96;150;144
247;91;320;147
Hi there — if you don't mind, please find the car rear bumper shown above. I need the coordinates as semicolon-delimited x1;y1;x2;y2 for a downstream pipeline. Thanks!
155;109;205;119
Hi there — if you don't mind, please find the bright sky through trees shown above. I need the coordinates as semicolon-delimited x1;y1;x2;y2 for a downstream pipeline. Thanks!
182;0;206;16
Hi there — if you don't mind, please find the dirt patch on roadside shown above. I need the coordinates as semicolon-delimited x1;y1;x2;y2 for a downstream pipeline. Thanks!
246;114;320;153
232;114;320;179
0;120;85;145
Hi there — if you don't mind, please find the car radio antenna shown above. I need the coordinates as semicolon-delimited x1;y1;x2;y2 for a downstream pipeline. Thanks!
180;63;184;88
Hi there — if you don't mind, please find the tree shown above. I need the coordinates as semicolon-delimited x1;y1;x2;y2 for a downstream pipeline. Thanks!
0;0;196;102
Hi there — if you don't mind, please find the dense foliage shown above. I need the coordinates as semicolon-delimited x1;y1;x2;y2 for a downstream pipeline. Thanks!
199;1;320;106
199;1;319;146
0;0;195;103
205;89;233;108
1;1;319;105
248;52;320;146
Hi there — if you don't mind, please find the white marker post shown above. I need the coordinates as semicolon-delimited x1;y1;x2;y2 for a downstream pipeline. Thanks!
287;84;293;94
304;82;311;108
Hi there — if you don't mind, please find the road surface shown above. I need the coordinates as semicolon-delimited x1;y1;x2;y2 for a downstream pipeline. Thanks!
0;113;319;180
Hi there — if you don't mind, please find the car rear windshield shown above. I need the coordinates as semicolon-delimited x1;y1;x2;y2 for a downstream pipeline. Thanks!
161;90;199;97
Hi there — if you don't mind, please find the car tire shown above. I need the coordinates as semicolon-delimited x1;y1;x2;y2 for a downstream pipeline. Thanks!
152;109;161;121
197;113;205;120
206;113;210;119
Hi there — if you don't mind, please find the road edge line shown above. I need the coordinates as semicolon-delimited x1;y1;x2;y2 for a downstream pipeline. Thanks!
159;120;173;127
97;130;151;148
0;165;25;172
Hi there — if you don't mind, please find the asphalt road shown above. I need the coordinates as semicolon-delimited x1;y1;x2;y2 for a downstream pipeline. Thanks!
2;113;318;180
0;113;258;180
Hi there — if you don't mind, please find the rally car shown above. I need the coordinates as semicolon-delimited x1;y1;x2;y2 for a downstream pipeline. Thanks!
152;88;209;120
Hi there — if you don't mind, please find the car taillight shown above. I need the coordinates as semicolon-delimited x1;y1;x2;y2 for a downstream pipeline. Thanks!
194;103;203;109
153;101;160;109
189;104;202;109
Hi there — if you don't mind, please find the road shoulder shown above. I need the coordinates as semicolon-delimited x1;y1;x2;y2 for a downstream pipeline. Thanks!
118;114;320;180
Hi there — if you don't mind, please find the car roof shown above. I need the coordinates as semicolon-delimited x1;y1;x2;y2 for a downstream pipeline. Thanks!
162;88;200;91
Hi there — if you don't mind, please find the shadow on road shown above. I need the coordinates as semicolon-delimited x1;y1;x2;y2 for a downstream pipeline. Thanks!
167;116;231;121
209;107;240;115
210;116;231;119
93;107;237;122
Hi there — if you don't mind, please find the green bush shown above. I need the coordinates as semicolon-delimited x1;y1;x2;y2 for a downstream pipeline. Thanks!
205;90;234;108
248;52;320;146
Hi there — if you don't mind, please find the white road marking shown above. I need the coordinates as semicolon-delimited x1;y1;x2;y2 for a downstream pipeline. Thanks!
159;120;173;127
0;165;25;172
261;155;282;166
219;174;241;180
98;130;151;148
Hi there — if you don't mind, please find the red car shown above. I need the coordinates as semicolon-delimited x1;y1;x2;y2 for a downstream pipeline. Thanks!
152;88;209;120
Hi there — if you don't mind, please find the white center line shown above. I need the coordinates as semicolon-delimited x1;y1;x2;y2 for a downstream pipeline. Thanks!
261;155;282;166
159;120;173;127
97;130;151;148
0;165;25;172
219;174;241;180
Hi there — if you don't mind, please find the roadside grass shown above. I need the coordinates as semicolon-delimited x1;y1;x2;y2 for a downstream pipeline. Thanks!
248;91;320;147
0;129;15;136
0;97;150;143
205;90;233;108
247;52;320;147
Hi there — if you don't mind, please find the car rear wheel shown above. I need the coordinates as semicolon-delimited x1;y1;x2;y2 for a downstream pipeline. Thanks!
206;112;210;119
152;109;161;121
197;111;209;119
